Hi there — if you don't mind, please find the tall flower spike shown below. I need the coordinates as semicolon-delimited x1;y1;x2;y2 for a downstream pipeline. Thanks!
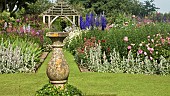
80;16;84;29
101;15;107;30
85;14;90;29
95;15;100;27
89;13;94;29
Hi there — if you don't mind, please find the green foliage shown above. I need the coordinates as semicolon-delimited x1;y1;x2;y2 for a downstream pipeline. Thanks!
135;33;170;62
35;83;83;96
65;23;170;60
26;0;53;14
65;23;170;75
140;0;160;16
0;11;10;22
0;37;42;73
79;43;170;75
14;8;26;19
110;23;170;58
68;0;159;18
0;0;37;15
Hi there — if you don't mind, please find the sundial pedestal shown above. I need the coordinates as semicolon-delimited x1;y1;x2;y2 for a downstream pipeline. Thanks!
46;32;69;89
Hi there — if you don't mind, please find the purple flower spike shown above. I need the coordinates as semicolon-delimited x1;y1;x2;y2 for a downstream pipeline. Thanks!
85;14;90;29
80;16;84;29
101;15;107;30
89;13;94;28
95;16;100;27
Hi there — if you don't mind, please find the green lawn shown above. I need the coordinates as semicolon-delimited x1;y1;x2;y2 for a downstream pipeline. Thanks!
0;51;170;96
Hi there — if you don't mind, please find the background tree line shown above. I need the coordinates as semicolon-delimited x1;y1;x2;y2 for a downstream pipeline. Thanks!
68;0;159;17
0;0;160;19
0;0;52;16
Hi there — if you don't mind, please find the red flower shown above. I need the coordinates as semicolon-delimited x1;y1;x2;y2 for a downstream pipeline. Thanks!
101;40;106;43
107;47;110;52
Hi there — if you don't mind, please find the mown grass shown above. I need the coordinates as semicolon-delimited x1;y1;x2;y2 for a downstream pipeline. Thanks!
65;51;170;96
0;52;51;96
0;51;170;96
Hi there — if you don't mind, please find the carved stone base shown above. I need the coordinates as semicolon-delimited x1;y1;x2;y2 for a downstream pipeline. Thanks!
50;80;67;89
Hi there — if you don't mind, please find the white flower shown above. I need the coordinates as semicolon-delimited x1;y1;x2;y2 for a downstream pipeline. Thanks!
139;43;143;46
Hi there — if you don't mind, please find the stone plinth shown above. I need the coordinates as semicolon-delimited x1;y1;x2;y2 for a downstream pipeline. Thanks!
46;32;69;89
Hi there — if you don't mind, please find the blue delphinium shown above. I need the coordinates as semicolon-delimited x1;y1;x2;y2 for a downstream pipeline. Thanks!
80;16;86;30
80;13;107;30
101;15;107;30
80;16;84;29
89;13;95;29
85;14;90;29
95;15;100;27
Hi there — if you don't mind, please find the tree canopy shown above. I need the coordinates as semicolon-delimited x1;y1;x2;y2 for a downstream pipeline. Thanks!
0;0;37;14
67;0;159;17
26;0;53;14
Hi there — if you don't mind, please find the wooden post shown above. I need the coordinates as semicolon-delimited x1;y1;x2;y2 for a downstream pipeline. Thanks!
73;16;75;25
43;15;45;24
78;15;80;26
48;16;51;28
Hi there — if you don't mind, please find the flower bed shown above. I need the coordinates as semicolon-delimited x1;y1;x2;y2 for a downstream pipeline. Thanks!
0;35;42;73
65;23;170;75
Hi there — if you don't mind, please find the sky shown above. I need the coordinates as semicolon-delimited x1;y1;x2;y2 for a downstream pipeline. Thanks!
50;0;170;13
139;0;170;13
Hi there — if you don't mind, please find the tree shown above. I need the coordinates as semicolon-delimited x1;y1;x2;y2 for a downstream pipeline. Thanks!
0;0;37;14
140;0;160;16
25;0;53;14
67;0;159;17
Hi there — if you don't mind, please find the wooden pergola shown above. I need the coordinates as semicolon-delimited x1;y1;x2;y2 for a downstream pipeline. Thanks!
41;0;80;28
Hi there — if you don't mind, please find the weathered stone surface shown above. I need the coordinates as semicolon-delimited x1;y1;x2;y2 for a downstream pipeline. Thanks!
46;32;69;82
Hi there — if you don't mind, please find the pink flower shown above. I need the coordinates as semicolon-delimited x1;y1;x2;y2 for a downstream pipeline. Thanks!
138;49;143;54
147;47;154;52
84;38;86;41
167;37;170;41
147;47;154;54
26;18;28;21
98;40;101;43
147;36;150;39
149;56;153;60
127;45;132;50
149;48;154;52
31;29;36;36
161;38;165;44
16;19;20;23
20;27;24;33
123;36;128;42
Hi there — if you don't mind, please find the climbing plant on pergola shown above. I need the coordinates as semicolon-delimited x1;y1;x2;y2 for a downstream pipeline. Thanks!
41;0;80;28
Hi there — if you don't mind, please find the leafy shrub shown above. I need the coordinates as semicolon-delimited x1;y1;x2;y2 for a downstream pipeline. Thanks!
0;37;42;73
35;83;83;96
133;33;170;62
